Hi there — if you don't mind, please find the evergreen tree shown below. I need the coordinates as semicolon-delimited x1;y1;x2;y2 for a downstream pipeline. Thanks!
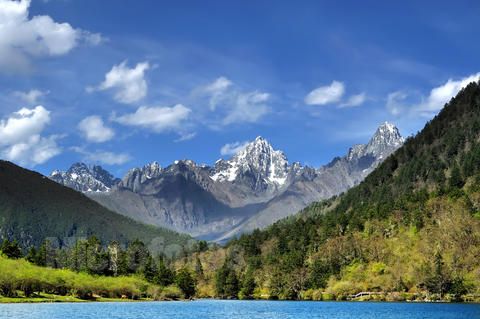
126;239;150;274
25;246;38;264
215;262;239;299
425;250;452;296
195;240;208;253
142;255;157;282
224;270;239;299
85;236;109;275
155;256;175;286
36;240;49;267
309;258;330;289
175;268;196;298
117;250;129;276
239;268;256;299
0;239;22;259
449;164;464;189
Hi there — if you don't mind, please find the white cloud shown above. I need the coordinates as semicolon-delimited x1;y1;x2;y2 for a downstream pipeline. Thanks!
339;92;366;108
387;73;480;117
83;32;103;46
420;73;480;115
174;132;196;142
0;105;50;146
305;81;345;105
113;104;191;133
223;91;270;125
0;0;102;72
93;61;150;104
2;134;61;166
13;89;48;104
0;106;60;166
199;77;271;126
78;115;114;143
72;147;131;165
203;76;232;110
220;141;249;156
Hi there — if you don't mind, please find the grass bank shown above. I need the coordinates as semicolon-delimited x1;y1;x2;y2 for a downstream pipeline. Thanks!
0;255;184;302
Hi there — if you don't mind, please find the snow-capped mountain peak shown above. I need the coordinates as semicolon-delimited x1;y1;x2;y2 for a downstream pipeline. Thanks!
211;136;289;186
365;122;404;158
50;163;119;193
344;122;404;162
143;161;162;178
50;122;405;240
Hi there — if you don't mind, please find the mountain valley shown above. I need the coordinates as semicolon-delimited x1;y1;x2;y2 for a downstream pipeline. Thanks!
51;122;404;241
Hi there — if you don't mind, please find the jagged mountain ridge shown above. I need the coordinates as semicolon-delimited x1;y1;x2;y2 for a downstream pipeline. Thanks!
215;122;405;241
0;160;191;252
50;162;120;193
50;122;404;241
211;137;290;193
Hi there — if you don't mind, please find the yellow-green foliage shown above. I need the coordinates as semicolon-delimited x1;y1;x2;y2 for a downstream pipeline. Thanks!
0;255;157;300
325;197;480;299
181;195;480;301
174;249;226;298
176;85;480;301
146;285;183;300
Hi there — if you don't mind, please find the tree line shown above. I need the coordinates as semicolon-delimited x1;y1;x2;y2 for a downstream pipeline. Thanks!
0;237;208;299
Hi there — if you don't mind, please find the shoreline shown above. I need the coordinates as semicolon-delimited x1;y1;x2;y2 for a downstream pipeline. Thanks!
2;296;480;304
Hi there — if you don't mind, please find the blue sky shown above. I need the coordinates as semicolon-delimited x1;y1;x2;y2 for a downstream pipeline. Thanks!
1;0;480;177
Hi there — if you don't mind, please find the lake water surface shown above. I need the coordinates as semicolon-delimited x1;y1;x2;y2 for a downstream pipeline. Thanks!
0;300;479;319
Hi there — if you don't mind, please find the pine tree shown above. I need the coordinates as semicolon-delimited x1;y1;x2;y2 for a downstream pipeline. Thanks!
155;256;174;286
142;255;157;282
449;164;464;189
25;247;38;264
0;239;22;259
224;270;239;299
425;250;453;296
126;239;150;274
215;262;239;299
175;268;196;299
239;268;256;299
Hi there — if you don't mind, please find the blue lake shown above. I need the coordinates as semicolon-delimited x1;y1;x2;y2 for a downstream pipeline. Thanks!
0;300;479;319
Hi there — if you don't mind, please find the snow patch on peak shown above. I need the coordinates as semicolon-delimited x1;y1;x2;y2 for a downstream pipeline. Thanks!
381;121;397;134
342;122;404;164
120;161;163;192
49;163;119;193
347;144;367;161
366;122;404;157
211;136;289;186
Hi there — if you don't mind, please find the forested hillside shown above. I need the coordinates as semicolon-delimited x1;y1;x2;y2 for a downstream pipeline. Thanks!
0;160;192;254
178;82;480;301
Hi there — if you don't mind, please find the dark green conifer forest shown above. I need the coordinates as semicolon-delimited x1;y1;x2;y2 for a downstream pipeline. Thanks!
179;82;480;301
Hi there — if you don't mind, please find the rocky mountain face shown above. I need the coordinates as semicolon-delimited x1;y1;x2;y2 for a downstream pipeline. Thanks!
50;122;404;241
217;122;405;241
50;162;120;193
119;161;162;192
211;137;289;193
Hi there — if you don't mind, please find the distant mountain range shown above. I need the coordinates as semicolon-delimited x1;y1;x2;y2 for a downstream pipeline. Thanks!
50;122;404;241
0;160;191;252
